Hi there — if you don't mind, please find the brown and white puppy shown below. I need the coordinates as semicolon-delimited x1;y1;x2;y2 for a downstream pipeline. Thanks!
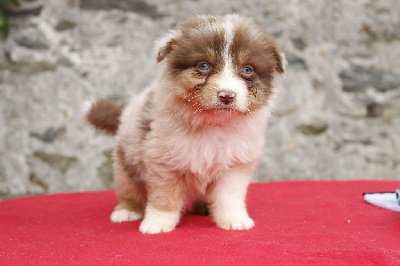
85;14;285;234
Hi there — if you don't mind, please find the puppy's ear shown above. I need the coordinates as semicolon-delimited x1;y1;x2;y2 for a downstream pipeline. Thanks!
273;48;287;75
155;29;180;63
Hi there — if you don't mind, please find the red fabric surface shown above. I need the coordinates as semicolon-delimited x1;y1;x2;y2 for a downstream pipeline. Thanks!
1;181;399;265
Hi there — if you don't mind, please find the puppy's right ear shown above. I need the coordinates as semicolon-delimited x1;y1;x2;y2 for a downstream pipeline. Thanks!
272;47;287;75
155;29;180;63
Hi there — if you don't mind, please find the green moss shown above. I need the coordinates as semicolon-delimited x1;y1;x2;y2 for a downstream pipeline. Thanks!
0;0;33;37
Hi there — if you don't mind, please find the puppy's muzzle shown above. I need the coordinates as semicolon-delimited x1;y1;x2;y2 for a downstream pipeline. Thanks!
218;91;236;105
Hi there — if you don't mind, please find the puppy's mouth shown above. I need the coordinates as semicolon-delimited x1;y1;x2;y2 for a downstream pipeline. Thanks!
197;105;247;116
185;98;249;116
180;98;251;127
205;105;239;113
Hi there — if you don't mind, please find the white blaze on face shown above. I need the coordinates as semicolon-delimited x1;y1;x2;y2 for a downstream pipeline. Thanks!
215;19;248;112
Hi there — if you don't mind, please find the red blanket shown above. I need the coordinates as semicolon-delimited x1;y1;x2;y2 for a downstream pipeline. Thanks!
1;181;399;265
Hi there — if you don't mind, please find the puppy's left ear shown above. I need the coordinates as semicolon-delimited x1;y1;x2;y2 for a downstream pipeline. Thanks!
155;29;180;63
273;48;287;75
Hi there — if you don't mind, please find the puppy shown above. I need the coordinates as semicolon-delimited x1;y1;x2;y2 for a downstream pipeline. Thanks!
85;14;285;234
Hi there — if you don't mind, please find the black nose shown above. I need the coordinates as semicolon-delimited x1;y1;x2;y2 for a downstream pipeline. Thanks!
218;91;235;105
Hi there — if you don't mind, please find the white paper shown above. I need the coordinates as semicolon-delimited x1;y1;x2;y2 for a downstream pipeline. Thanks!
364;192;400;212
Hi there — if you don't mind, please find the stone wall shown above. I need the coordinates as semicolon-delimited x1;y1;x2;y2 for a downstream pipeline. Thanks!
1;0;399;199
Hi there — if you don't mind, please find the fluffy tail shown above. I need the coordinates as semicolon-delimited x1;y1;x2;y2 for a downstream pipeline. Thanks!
84;99;125;135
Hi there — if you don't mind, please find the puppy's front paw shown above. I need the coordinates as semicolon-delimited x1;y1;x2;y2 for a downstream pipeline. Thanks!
139;205;181;234
139;218;176;234
110;209;142;223
216;214;255;230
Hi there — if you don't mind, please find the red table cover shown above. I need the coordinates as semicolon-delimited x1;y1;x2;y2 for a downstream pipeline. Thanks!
1;181;399;265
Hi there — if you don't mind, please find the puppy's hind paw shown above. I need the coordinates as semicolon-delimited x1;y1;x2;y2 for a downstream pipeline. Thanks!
110;209;142;223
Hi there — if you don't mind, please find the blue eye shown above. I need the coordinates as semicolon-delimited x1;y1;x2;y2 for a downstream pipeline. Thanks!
197;62;210;71
242;66;253;75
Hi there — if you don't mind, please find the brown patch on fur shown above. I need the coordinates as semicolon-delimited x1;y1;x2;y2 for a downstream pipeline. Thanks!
114;200;144;216
167;16;225;73
230;19;285;76
145;167;185;212
116;146;144;179
114;146;147;214
230;20;285;111
113;179;147;216
137;92;154;141
86;99;125;135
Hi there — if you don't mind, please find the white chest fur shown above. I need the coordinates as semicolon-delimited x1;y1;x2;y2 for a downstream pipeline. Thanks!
159;117;266;178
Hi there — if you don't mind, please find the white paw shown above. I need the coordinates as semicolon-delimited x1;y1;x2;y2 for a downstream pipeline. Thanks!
110;209;142;223
139;218;176;234
216;214;255;230
139;205;180;234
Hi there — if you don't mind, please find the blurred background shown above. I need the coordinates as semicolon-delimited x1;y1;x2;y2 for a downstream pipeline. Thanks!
0;0;399;199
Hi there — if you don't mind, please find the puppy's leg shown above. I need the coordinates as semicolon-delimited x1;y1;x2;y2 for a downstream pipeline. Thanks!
110;159;146;223
207;164;256;230
139;167;184;234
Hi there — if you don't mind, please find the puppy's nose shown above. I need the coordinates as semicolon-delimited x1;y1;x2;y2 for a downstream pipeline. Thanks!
218;91;235;105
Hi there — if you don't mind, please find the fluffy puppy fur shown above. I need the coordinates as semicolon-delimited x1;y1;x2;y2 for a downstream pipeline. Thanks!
85;14;285;234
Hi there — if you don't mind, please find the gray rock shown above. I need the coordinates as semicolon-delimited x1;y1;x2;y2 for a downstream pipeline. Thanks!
80;0;163;19
366;102;384;118
29;126;66;143
339;66;400;92
33;151;77;173
286;55;307;70
292;37;307;51
15;33;49;50
55;20;77;32
296;117;328;136
6;28;57;72
365;152;391;165
342;135;373;145
2;0;43;17
29;172;49;192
